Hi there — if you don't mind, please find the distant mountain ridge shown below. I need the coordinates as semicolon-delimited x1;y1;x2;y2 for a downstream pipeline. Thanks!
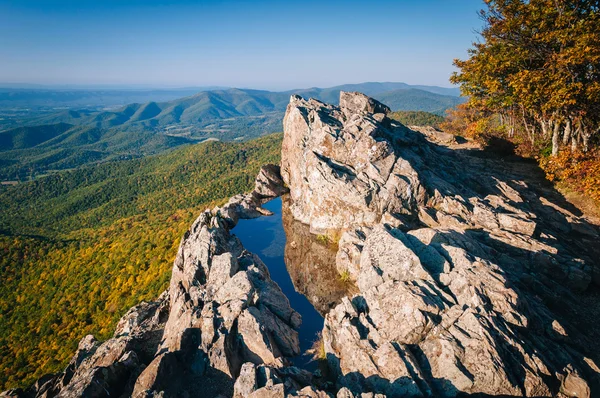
0;83;465;180
27;85;463;130
0;123;73;151
0;87;224;110
289;81;461;100
0;82;461;112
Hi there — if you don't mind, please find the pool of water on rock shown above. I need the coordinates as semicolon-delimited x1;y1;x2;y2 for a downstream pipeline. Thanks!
233;196;350;368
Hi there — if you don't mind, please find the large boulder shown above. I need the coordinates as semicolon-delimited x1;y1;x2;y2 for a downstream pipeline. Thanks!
281;92;426;234
283;92;600;397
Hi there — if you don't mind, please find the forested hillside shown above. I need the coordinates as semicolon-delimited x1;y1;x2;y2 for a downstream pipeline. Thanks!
0;118;280;181
0;83;464;181
0;133;282;390
0;123;74;151
388;110;444;128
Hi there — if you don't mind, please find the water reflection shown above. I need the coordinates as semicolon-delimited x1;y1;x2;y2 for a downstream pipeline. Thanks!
233;195;350;367
281;196;351;316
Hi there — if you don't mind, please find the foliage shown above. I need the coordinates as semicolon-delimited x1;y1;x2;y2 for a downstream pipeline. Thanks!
388;110;445;128
451;0;600;156
0;123;74;151
315;234;331;245
0;118;283;181
442;104;538;156
539;149;600;202
0;133;283;390
440;103;487;139
339;270;351;284
308;332;327;361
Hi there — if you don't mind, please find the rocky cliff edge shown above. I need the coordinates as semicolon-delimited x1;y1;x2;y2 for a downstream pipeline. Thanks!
3;92;600;398
281;92;600;397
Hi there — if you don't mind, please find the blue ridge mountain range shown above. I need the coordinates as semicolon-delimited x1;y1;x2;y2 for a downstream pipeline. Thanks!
0;82;465;180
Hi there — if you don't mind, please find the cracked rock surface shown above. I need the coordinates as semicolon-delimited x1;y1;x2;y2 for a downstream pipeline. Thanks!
4;93;600;398
2;166;322;398
282;92;600;397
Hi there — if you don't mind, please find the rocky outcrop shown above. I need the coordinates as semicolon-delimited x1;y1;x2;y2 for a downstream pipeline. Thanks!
6;92;600;398
282;92;600;397
4;165;324;398
5;295;169;398
281;92;426;233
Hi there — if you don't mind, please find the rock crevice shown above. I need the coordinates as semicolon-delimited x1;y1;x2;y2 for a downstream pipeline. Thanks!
4;92;600;398
281;92;600;398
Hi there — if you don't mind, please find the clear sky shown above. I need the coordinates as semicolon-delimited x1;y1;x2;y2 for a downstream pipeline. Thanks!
0;0;485;90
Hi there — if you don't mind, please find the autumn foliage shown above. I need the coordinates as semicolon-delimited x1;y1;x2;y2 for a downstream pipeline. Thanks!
539;149;600;202
448;0;600;205
451;0;600;156
0;134;282;390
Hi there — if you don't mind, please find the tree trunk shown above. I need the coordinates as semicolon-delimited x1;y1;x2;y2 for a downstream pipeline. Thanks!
572;121;582;151
522;108;535;144
508;113;515;138
563;118;572;146
582;124;591;152
540;119;549;139
551;120;561;156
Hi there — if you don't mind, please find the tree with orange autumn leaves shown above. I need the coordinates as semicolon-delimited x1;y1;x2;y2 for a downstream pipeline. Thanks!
451;0;600;156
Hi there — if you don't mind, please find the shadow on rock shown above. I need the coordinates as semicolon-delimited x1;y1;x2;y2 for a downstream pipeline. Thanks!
281;92;600;397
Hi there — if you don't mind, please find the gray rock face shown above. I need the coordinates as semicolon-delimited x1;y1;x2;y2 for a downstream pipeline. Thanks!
233;362;328;398
18;295;168;398
281;92;427;234
9;165;306;398
283;92;600;397
254;164;289;199
7;93;600;398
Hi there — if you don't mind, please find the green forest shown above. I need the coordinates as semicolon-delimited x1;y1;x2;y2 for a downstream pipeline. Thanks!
0;133;282;390
388;110;445;128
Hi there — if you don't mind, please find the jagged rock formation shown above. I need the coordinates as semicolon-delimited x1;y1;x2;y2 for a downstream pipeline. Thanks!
4;92;600;398
1;166;327;398
282;92;600;397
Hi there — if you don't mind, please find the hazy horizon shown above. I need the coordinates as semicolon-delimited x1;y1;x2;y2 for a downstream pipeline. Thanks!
0;80;461;92
0;0;484;90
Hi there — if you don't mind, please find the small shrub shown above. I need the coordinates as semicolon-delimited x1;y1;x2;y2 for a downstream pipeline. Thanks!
539;143;553;158
388;111;445;128
308;332;327;361
315;234;330;245
339;270;351;283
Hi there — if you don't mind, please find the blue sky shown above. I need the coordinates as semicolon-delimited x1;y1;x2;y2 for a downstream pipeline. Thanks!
0;0;484;90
